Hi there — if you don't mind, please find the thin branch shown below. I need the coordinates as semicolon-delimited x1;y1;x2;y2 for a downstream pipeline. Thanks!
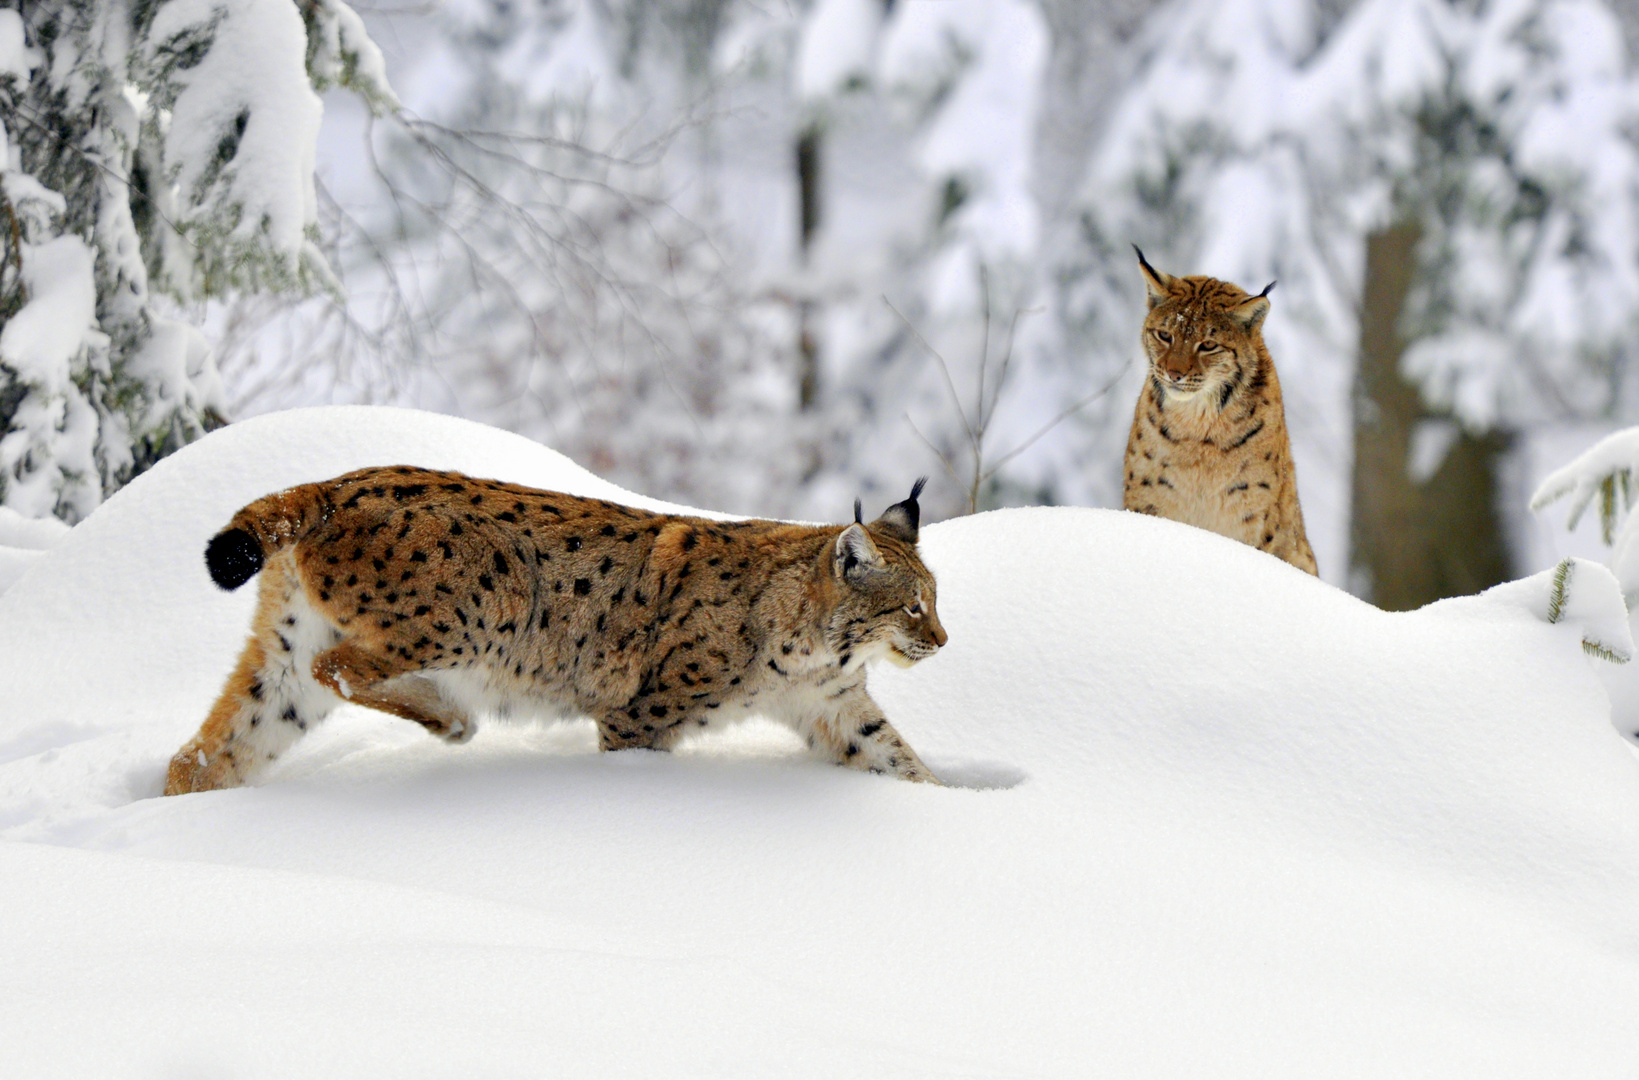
982;362;1130;479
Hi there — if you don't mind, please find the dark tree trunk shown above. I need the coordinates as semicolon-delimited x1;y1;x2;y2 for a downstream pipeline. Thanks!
795;122;822;412
1349;222;1512;610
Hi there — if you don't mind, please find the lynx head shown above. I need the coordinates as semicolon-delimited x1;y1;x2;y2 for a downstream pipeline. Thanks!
1135;245;1274;402
829;479;947;668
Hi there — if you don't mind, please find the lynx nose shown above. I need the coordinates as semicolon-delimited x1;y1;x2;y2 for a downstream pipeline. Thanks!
929;621;948;648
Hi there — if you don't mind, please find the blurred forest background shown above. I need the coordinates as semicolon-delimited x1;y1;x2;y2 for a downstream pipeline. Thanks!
7;0;1639;608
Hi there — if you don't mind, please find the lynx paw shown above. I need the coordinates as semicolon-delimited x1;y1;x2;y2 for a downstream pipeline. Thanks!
163;742;243;795
434;715;478;744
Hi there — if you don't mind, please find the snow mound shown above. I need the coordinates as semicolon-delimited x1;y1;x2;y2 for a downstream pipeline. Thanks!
0;504;71;595
2;406;1639;1076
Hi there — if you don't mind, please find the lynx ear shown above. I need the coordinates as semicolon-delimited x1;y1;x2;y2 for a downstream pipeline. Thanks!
835;523;886;581
872;477;926;543
1134;244;1173;309
1231;283;1273;331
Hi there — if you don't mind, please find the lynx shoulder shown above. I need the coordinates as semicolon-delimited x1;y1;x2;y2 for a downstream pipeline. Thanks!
1123;248;1317;576
165;468;947;794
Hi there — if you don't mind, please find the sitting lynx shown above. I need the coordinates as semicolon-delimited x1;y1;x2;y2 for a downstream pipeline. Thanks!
1123;247;1317;575
164;469;947;794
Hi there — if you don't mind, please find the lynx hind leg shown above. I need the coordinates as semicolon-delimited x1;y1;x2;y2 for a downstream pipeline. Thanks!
165;557;341;795
311;642;476;744
595;713;682;753
797;688;941;785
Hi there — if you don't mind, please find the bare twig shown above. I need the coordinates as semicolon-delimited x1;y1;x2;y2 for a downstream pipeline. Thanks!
888;277;1120;514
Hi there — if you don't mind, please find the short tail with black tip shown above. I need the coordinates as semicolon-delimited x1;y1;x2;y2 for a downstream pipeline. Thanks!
204;482;335;591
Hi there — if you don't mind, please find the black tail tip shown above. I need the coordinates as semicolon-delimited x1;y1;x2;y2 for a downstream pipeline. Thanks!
205;528;262;591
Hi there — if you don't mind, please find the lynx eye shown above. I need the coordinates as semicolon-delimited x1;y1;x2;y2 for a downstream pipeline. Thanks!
1198;341;1220;353
1153;329;1173;345
904;602;924;619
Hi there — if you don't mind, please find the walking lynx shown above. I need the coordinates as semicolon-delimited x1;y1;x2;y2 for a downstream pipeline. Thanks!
1123;248;1317;575
165;468;947;794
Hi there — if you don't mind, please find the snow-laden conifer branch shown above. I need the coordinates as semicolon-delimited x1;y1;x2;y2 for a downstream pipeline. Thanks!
1542;557;1633;664
0;0;391;521
1530;429;1639;545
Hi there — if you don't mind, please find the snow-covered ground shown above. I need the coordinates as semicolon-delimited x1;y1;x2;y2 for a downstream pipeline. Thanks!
0;506;70;595
3;407;1639;1076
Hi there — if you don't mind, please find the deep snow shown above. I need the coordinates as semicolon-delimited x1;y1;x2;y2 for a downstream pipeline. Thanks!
3;407;1639;1077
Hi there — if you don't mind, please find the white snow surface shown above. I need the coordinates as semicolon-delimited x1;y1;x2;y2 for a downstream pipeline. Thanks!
0;8;34;81
147;0;323;257
797;0;881;100
0;234;97;392
4;406;1639;1076
0;505;71;595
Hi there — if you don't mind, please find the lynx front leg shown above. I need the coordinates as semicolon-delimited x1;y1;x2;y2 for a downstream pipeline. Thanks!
798;685;940;784
311;642;476;744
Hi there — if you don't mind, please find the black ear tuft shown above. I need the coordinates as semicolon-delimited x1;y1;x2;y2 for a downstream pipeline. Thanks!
1134;245;1172;307
1258;280;1276;299
872;478;927;542
854;497;863;525
205;528;263;591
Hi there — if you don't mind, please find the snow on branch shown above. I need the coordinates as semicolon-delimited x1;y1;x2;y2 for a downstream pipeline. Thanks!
1438;556;1633;664
1529;428;1639;544
1530;427;1639;610
1;0;396;521
1545;558;1632;664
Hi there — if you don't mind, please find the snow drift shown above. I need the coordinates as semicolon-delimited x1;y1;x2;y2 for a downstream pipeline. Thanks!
2;406;1639;1077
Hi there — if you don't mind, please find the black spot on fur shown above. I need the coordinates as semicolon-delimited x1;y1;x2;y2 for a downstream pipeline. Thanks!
574;578;592;596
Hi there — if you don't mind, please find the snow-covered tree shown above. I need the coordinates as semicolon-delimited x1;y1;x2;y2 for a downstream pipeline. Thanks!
220;0;814;517
0;0;391;521
755;0;1073;518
